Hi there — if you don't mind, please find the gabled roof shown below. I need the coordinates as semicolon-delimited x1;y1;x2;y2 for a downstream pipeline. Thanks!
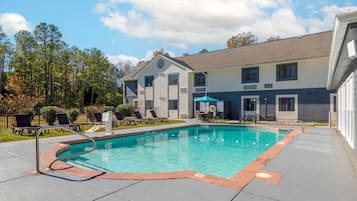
120;61;147;82
120;54;193;81
177;31;332;71
121;31;333;81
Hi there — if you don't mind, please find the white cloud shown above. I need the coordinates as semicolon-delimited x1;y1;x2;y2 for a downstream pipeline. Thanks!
0;13;31;35
107;54;140;67
96;0;356;48
107;49;176;69
302;5;357;33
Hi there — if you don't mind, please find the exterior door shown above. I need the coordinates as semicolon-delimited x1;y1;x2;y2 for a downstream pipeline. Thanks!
330;93;337;123
241;95;259;121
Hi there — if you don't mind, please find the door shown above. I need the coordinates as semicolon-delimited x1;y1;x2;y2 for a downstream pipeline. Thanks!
329;93;337;123
241;95;259;121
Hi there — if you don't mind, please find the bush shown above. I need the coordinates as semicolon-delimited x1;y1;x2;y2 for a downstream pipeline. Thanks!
116;104;134;117
20;108;35;120
103;105;114;112
40;106;58;125
68;109;80;122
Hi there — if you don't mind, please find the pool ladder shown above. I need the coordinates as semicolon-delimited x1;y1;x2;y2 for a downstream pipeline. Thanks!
34;126;96;173
287;120;304;133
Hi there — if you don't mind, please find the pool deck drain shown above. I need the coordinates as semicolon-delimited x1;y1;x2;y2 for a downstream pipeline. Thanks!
39;125;301;190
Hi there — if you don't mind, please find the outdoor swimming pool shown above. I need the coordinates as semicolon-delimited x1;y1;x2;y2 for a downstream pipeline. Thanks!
58;125;287;179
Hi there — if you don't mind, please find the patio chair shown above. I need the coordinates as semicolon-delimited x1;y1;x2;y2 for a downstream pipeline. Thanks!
12;114;41;136
93;112;118;127
93;112;103;124
150;110;169;122
207;112;216;123
114;112;136;126
56;113;84;132
134;111;154;124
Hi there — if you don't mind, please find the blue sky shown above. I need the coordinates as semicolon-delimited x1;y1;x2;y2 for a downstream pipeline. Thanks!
0;0;356;66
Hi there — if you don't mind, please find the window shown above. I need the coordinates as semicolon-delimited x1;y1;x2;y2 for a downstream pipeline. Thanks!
195;102;200;110
242;67;259;83
144;76;154;87
279;97;295;111
169;100;178;110
244;98;256;111
168;74;179;85
276;63;297;81
145;100;153;110
194;73;206;87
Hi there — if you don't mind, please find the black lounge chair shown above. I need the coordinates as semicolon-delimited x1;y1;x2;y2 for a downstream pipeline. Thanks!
93;112;103;124
56;113;84;132
150;110;169;122
134;111;154;124
93;112;118;127
114;112;136;125
12;114;41;136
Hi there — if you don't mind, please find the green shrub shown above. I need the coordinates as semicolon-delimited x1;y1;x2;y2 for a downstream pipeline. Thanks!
68;109;80;122
20;108;35;120
116;104;134;117
40;106;58;125
103;105;114;112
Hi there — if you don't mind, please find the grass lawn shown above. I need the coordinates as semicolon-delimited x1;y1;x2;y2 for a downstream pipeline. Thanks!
0;119;185;143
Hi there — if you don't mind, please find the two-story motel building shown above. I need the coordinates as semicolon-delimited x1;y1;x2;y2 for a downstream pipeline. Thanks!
121;31;336;122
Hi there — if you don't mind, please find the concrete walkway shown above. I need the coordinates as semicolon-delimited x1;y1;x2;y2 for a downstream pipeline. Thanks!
0;124;356;201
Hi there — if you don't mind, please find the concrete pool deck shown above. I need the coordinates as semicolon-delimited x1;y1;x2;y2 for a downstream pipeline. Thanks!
1;123;357;201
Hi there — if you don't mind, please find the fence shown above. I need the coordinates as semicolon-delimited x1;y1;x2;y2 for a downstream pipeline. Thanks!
0;105;13;129
0;105;42;129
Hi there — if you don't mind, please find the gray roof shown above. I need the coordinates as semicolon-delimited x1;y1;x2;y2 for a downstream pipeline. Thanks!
122;31;332;81
327;10;357;89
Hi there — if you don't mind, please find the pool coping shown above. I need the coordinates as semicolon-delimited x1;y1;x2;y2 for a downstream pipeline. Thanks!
40;123;303;190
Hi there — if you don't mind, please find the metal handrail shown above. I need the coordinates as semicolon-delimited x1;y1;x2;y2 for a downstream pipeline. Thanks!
35;126;96;173
287;120;304;133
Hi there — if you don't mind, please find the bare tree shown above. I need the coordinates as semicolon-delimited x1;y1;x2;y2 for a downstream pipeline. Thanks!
227;32;257;48
266;36;281;42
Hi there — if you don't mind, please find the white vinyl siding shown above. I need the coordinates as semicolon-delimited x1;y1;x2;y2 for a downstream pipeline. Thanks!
337;72;355;149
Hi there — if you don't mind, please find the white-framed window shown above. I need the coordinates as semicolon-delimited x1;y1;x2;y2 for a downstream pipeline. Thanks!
275;94;298;120
168;100;178;110
278;97;295;111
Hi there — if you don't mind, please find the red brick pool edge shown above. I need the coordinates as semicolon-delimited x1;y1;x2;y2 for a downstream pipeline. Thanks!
40;128;303;190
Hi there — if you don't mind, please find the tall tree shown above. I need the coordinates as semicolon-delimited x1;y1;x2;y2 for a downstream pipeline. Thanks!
227;32;257;48
13;30;37;98
0;27;12;94
2;22;124;108
34;22;63;105
82;48;109;105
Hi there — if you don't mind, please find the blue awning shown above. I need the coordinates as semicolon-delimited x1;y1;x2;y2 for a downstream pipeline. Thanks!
194;95;219;102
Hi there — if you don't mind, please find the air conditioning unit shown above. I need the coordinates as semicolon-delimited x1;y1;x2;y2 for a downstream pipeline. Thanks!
180;88;188;93
243;85;257;90
264;83;273;88
347;40;357;59
195;87;206;93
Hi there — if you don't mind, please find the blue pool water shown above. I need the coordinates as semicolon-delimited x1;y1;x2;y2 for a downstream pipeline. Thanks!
58;125;287;178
